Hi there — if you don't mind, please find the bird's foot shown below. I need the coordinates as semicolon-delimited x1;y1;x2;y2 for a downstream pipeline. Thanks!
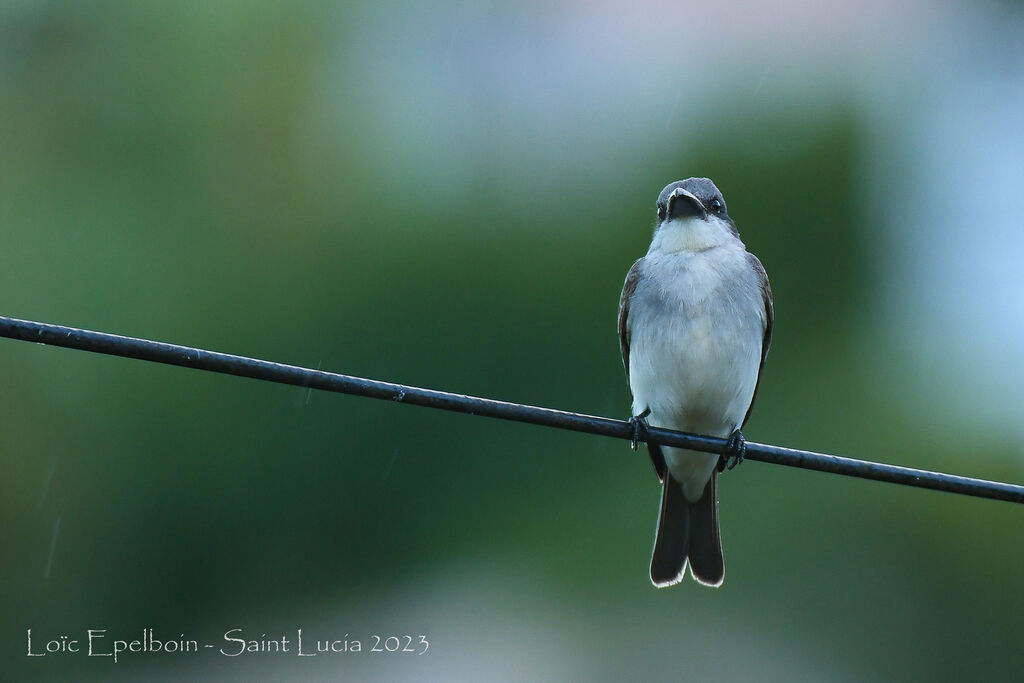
718;429;747;472
629;409;651;451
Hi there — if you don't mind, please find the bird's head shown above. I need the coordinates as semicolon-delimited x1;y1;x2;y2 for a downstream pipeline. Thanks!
652;177;738;253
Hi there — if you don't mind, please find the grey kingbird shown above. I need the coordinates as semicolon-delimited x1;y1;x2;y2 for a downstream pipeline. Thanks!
618;177;773;587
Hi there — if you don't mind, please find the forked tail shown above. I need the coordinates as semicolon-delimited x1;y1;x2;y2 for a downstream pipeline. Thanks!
650;469;724;587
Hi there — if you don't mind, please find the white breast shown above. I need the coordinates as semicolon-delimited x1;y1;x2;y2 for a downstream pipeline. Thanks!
627;243;765;500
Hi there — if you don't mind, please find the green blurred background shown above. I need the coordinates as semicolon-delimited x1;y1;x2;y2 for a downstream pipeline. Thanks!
2;1;1023;681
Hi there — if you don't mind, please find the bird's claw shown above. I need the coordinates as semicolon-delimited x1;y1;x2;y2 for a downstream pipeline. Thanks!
718;429;747;472
629;411;650;451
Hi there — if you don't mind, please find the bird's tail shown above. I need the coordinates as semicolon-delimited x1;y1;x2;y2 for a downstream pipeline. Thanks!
650;471;724;587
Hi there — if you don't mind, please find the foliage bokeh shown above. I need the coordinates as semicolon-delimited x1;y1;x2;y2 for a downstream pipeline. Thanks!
2;2;1022;681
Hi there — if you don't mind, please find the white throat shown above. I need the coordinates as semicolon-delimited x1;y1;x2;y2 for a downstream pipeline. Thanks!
649;216;736;255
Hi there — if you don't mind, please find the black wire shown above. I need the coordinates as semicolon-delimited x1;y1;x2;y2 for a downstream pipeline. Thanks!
1;315;1022;504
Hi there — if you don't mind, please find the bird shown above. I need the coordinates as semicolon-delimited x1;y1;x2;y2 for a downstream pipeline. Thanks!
618;177;773;587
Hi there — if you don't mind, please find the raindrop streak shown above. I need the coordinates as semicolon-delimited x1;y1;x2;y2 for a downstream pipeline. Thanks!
36;458;56;511
302;361;323;406
44;516;61;581
443;24;459;69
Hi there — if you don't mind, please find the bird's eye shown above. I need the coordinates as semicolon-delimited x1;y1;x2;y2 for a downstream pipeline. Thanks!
709;198;723;214
657;203;666;220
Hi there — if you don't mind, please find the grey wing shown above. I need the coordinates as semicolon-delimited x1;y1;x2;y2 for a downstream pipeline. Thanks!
618;258;643;386
618;258;666;481
741;252;774;428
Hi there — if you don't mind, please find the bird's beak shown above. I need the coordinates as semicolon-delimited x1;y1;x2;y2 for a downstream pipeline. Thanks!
667;188;706;221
